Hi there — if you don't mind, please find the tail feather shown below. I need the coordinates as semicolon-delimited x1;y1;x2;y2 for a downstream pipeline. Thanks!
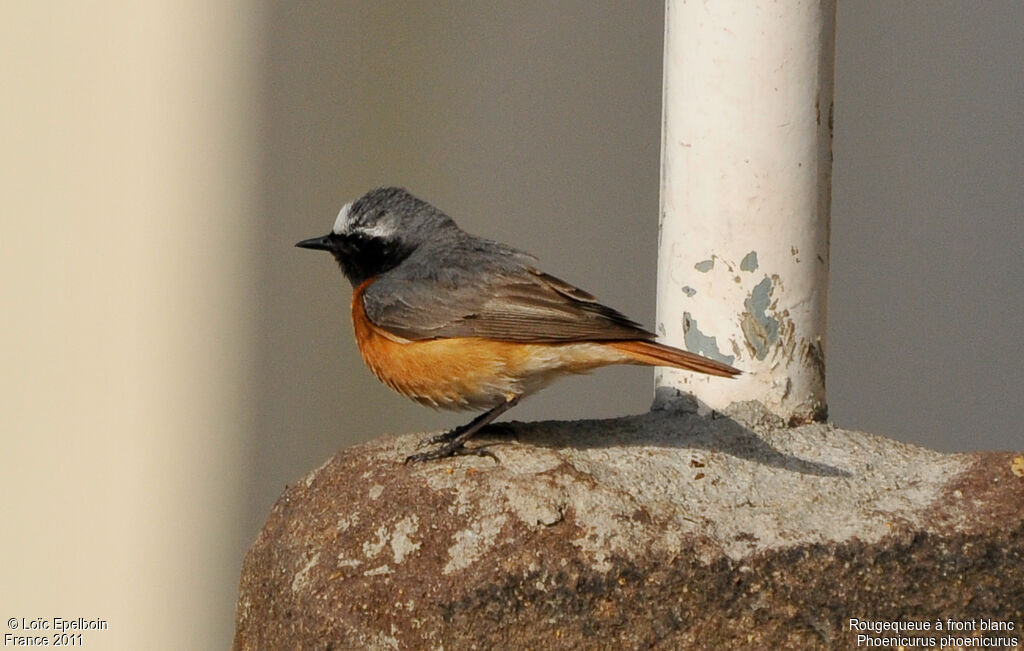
611;340;740;378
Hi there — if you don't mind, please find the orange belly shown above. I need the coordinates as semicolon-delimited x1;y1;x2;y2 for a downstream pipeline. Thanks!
350;280;630;410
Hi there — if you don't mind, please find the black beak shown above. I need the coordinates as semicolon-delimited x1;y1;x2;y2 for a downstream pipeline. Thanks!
295;234;334;252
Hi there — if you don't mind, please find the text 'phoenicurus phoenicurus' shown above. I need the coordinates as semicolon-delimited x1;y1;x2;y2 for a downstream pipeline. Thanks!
297;187;740;462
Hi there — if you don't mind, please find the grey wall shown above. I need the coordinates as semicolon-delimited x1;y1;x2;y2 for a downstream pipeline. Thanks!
829;1;1023;454
251;1;1023;536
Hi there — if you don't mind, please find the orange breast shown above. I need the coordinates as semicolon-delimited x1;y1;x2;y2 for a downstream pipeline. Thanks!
350;279;630;410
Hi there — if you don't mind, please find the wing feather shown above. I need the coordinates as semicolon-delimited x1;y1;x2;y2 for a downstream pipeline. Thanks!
362;256;654;343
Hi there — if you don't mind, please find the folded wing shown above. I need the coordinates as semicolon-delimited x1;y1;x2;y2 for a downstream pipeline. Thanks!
363;262;654;344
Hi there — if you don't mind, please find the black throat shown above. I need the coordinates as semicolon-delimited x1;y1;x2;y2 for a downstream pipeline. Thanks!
330;232;413;287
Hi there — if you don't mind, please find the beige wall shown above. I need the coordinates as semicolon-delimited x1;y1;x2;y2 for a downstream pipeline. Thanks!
1;2;263;648
2;2;1021;648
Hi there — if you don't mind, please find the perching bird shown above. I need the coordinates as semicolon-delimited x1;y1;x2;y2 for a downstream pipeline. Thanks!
297;187;739;461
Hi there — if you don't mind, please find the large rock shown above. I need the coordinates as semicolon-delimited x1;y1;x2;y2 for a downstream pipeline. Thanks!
234;402;1024;649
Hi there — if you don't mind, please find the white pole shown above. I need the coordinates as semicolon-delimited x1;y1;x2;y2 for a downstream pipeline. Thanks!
655;0;836;422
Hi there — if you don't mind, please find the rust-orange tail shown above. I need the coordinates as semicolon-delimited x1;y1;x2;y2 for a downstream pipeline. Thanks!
610;340;741;378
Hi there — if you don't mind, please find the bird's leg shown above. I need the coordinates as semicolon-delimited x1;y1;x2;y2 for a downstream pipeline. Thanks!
419;421;516;447
420;429;464;446
406;396;521;463
416;400;517;447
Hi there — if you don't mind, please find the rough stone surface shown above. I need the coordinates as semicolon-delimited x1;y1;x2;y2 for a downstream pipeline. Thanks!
234;402;1024;650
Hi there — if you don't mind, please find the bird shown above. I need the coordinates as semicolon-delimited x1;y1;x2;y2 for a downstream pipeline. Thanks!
297;187;740;462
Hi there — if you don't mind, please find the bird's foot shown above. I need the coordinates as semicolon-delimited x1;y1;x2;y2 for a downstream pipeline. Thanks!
407;397;519;463
404;442;498;464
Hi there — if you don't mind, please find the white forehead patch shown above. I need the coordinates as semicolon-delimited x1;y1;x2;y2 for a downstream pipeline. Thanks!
332;202;353;235
332;200;398;240
358;219;397;239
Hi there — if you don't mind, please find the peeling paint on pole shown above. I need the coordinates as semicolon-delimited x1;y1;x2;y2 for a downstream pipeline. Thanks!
655;0;835;422
740;251;759;272
740;277;780;360
682;313;735;366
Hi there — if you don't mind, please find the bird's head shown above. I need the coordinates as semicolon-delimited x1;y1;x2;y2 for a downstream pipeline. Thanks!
296;187;458;287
